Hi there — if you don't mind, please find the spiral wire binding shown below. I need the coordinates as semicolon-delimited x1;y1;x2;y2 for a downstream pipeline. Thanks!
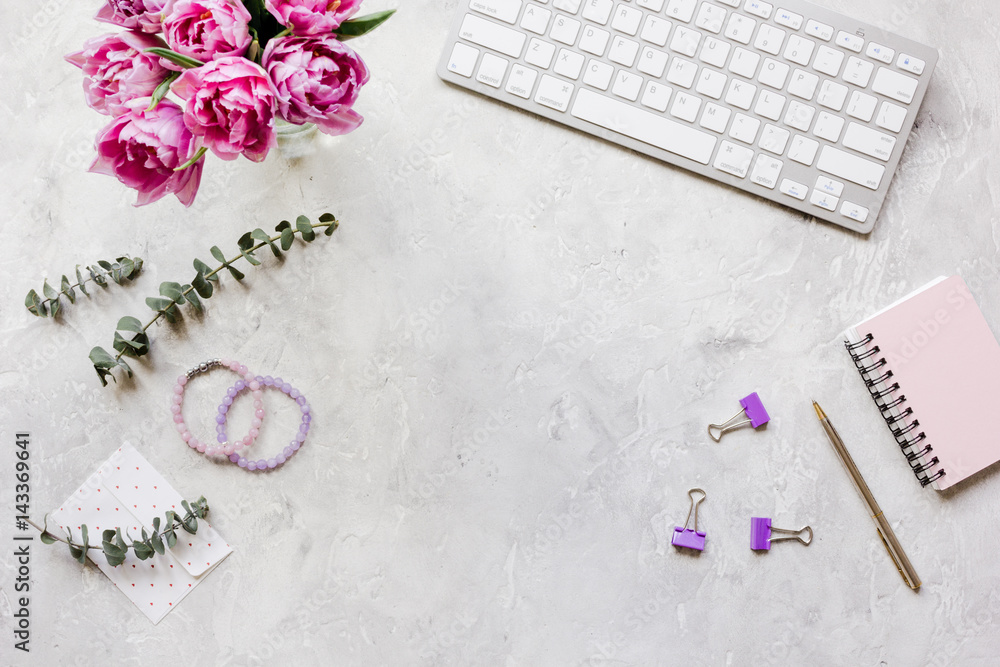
845;334;946;487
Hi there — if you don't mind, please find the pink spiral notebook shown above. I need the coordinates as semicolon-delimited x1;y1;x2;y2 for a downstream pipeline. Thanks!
843;276;1000;491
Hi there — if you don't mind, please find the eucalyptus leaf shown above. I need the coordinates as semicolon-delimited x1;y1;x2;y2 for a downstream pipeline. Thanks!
151;530;165;555
280;227;294;250
184;289;203;312
194;258;218;282
159;281;185;303
240;248;262;266
296;215;316;242
43;280;58;300
61;275;76;303
192;272;214;298
117;316;144;333
40;531;57;544
334;10;396;40
226;264;245;281
76;266;89;296
210;246;227;264
238;231;255;251
251;228;280;257
275;220;291;233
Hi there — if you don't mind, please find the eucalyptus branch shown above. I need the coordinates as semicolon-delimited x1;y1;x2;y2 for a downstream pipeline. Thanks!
25;256;143;318
90;213;338;386
30;496;209;567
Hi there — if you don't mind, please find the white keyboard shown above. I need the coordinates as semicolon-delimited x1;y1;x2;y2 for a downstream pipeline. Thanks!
438;0;937;233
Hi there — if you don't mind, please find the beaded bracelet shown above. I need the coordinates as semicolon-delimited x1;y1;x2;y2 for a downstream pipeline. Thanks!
171;359;264;457
220;375;311;471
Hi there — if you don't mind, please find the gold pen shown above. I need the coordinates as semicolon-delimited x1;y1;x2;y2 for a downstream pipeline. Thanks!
813;401;921;590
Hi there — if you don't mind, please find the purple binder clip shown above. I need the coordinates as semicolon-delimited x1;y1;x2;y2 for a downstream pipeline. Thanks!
750;517;813;551
708;392;771;442
671;488;707;551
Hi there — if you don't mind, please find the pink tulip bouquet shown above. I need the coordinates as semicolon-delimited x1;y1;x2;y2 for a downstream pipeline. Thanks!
67;0;394;206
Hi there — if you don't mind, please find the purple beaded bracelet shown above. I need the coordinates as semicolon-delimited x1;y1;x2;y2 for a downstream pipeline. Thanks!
220;375;311;471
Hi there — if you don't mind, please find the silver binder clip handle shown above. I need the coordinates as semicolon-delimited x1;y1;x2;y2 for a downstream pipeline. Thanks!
707;409;751;442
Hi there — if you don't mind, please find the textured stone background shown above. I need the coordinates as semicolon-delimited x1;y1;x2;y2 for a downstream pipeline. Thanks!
2;0;1000;664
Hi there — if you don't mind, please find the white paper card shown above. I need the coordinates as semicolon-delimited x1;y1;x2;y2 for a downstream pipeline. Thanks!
48;443;232;623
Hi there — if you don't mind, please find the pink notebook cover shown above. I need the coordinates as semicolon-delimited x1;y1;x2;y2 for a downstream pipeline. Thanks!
845;276;1000;491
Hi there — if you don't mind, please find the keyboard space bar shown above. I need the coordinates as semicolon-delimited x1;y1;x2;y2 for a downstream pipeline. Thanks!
571;89;717;165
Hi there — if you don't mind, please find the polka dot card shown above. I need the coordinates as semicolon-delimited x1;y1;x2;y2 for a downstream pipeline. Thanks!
49;443;233;623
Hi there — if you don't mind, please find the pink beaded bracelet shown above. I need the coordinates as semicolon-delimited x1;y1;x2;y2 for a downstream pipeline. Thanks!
171;358;264;457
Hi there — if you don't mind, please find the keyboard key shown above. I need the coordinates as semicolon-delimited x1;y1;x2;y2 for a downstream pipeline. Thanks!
876;101;907;133
670;91;702;122
897;53;925;75
816;145;885;190
447;42;479;77
582;0;614;24
842;56;874;87
699;36;731;68
670;25;701;57
638;46;669;77
700;103;731;133
506;63;539;97
842;122;896;162
696;68;728;99
783;100;815;132
525;37;556;68
724;13;756;45
815;176;844;197
640;80;672;111
805;19;833;41
550;15;581;45
636;0;664;10
866;42;894;64
554;48;585;79
667;57;699;88
715;0;740;6
460;14;527;58
817;80;848;111
521;6;552;34
725;79;756;110
477;52;509;86
751;154;783;189
813;111;844;142
584;59;615;90
535;74;575;111
571;88;718;163
810;188;838;211
641;16;672;47
553;0;581;13
774;8;802;30
788;134;819;165
470;0;522;24
729;113;760;143
846;91;877;122
780;178;808;200
580;25;611;55
758;58;790;89
754;90;786;121
695;3;727;33
743;0;772;19
813;45;844;76
611;4;643;35
840;201;869;223
612;69;644;101
754;24;785;56
665;0;698;23
714;140;755;178
787;69;818;100
729;47;760;78
872;67;918;104
609;36;640;66
835;31;864;53
783;35;815;67
758;123;790;154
